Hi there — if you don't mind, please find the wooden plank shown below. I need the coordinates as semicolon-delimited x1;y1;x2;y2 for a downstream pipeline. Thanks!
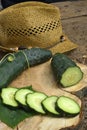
62;16;87;64
62;16;87;46
52;0;87;19
52;1;87;64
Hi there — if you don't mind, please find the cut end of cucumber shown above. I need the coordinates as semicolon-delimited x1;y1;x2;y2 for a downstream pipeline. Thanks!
60;66;83;87
57;96;80;115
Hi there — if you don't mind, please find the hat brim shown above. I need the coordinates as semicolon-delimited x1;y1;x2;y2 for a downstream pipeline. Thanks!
0;34;77;53
49;34;78;54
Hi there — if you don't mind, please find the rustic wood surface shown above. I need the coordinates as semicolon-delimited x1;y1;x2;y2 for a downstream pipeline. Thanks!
52;0;87;65
0;0;87;130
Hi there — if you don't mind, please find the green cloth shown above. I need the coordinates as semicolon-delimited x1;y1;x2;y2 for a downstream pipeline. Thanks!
0;99;35;128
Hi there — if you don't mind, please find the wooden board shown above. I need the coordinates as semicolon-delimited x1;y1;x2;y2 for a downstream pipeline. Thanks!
52;1;87;19
53;0;87;66
0;61;87;130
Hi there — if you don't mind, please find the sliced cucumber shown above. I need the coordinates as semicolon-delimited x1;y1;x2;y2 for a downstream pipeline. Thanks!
15;88;33;106
26;92;47;114
51;53;83;87
0;86;81;117
42;96;60;115
56;96;80;115
1;87;18;107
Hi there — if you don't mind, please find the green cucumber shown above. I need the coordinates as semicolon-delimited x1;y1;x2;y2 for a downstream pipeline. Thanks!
56;96;80;115
0;48;52;89
51;53;83;87
15;88;33;106
26;92;47;114
1;87;18;107
42;96;60;115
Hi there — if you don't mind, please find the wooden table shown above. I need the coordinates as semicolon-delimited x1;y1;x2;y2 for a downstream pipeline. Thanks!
0;1;87;130
52;0;87;65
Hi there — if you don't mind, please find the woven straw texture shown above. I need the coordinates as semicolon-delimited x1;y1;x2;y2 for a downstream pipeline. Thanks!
0;2;77;53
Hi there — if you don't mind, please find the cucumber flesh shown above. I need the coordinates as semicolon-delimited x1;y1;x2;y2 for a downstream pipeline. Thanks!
57;96;80;115
1;87;18;107
15;88;33;106
42;96;60;115
26;92;47;114
61;66;83;87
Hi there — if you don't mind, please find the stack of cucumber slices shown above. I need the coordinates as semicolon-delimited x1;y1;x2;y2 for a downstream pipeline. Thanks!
1;87;81;117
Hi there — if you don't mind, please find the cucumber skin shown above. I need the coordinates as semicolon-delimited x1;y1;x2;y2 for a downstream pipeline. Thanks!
51;53;81;86
0;48;52;89
0;51;27;89
24;48;52;67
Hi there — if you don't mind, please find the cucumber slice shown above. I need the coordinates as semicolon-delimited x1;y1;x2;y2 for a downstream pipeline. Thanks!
61;66;83;87
57;96;80;115
26;92;47;114
1;87;18;107
15;88;33;106
42;96;60;115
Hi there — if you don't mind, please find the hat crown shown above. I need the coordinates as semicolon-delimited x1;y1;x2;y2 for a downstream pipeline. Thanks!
0;2;62;49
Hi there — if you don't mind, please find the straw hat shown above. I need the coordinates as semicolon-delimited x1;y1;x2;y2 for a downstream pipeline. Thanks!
0;1;77;53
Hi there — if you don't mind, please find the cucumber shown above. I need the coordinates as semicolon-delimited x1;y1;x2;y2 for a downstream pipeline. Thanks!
42;96;60;115
56;96;80;115
26;92;47;114
15;88;33;106
1;87;18;107
0;48;52;89
51;53;83;87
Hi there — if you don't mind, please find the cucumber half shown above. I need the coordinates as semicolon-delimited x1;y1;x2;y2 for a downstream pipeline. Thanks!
26;92;47;114
61;66;83;87
57;96;80;115
15;88;33;106
51;53;83;87
42;96;60;115
1;87;18;107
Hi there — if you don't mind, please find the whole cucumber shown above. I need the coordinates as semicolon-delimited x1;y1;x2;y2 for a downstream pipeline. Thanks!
0;48;52;89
